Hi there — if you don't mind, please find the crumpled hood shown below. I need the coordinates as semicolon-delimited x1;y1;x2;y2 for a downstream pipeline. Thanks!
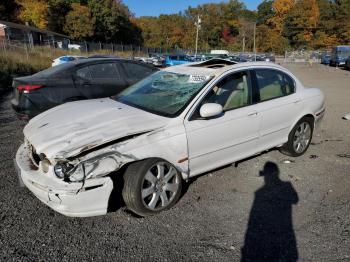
24;98;168;159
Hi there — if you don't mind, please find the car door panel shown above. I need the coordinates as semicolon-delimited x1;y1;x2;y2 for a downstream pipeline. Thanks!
255;94;302;151
252;69;303;152
184;70;260;177
185;106;260;176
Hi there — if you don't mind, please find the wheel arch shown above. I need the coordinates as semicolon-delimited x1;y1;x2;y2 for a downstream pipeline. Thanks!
290;113;315;133
303;114;315;126
111;156;188;181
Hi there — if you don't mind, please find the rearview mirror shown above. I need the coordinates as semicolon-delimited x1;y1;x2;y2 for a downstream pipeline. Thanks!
199;103;223;118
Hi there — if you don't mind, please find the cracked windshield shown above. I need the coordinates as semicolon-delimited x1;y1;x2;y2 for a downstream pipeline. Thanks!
115;71;212;116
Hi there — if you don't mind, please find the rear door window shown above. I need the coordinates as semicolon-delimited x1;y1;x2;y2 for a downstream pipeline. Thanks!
76;66;91;79
34;63;74;78
255;69;295;102
88;63;120;79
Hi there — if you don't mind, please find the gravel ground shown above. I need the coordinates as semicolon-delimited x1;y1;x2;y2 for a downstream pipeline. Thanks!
0;63;349;262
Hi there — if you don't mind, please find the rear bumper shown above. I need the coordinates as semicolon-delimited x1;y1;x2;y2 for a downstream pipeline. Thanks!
11;98;40;119
15;143;114;217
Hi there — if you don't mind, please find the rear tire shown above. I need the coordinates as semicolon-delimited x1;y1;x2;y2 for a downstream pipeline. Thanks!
280;117;314;157
122;158;182;217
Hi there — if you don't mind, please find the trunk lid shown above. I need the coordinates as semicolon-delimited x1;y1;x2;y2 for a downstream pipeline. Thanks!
12;76;47;108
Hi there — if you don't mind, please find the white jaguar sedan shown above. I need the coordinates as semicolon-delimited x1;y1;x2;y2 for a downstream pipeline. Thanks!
15;59;325;217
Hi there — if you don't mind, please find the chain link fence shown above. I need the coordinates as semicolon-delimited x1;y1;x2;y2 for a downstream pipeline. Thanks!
0;38;193;58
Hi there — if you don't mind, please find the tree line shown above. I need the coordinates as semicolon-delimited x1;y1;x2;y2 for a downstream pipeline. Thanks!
1;0;350;53
0;0;142;44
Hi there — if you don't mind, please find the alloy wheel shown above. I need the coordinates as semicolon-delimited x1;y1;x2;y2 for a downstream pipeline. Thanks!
141;162;180;210
293;121;312;154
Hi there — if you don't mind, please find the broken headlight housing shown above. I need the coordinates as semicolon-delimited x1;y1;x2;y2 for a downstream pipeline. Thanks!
53;162;90;182
54;162;75;179
54;155;123;182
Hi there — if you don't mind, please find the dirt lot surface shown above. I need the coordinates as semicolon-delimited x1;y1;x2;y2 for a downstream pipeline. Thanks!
0;63;349;261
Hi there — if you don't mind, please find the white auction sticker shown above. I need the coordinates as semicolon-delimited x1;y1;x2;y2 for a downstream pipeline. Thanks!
188;75;211;83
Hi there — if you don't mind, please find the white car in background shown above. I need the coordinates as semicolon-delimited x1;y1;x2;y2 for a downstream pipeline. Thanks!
15;60;325;217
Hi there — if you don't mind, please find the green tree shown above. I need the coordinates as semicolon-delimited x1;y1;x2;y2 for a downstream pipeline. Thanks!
47;0;72;34
334;0;350;43
257;0;274;26
239;9;257;22
88;0;142;44
64;3;95;40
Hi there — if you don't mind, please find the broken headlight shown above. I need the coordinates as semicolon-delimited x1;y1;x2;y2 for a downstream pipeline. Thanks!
54;162;74;179
54;162;85;182
68;164;85;182
54;155;122;182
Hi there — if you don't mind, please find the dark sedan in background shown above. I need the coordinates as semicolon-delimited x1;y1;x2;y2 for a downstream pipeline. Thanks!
11;58;158;119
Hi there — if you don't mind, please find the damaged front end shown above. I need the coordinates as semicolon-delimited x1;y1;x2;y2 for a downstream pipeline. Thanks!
32;130;153;183
16;130;155;217
53;150;136;182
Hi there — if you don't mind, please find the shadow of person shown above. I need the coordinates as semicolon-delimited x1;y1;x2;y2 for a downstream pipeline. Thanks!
241;161;299;262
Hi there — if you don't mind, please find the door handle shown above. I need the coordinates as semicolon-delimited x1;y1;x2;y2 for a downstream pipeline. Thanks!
293;100;301;104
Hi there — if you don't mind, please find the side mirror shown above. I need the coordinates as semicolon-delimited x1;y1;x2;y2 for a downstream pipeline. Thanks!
199;103;223;118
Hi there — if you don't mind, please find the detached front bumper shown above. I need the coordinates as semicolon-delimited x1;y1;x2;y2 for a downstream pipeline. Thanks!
15;143;114;217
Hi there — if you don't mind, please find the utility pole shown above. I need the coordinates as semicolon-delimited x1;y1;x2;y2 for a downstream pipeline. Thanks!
195;15;201;57
253;22;256;61
242;31;245;53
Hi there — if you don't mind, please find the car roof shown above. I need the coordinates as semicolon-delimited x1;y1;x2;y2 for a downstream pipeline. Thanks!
29;58;157;78
69;57;126;65
163;59;288;77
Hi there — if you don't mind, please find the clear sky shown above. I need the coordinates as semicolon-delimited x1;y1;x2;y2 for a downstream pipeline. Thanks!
124;0;261;17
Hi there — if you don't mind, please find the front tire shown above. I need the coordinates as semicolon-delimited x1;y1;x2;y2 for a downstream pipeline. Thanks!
122;158;183;216
280;117;314;157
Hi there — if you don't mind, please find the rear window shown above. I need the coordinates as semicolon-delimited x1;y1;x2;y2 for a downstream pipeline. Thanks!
89;63;120;79
33;63;74;78
122;62;155;79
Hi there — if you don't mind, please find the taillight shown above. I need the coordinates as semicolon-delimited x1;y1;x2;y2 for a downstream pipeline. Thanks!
17;85;43;91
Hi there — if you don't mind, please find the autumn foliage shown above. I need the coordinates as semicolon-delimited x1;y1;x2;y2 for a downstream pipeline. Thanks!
1;0;350;53
15;0;49;29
